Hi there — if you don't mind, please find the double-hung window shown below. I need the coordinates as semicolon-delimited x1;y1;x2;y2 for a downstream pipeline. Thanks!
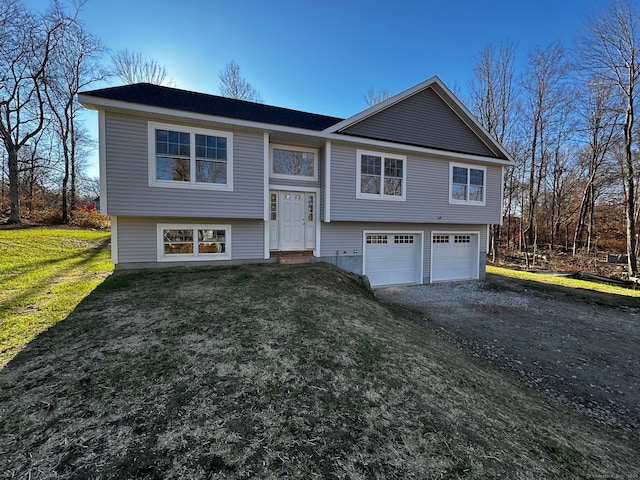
356;150;406;201
149;122;233;191
157;224;231;261
449;163;486;205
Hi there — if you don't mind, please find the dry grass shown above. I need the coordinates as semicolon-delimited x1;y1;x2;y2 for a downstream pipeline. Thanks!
1;263;638;479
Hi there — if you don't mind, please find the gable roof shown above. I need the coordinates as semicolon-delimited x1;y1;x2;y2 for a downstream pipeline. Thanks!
326;76;511;161
80;83;344;131
79;79;513;164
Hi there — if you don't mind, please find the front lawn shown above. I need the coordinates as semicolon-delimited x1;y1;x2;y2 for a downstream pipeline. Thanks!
0;227;112;368
1;258;638;478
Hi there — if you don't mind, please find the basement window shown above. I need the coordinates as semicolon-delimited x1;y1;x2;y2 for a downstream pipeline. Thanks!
158;224;231;261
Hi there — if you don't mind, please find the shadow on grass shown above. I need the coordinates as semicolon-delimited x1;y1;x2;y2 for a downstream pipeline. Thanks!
0;239;111;311
0;239;113;369
486;272;640;308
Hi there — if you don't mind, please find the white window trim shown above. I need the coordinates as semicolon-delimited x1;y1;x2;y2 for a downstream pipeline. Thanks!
449;162;486;206
148;121;233;191
356;149;407;201
157;223;231;262
269;144;318;181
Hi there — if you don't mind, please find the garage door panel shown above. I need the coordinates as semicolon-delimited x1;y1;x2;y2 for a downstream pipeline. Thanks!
364;233;421;286
431;233;478;282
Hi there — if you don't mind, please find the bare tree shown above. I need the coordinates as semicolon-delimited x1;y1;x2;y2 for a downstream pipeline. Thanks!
469;41;517;145
111;49;173;86
520;42;571;252
45;2;106;222
0;0;69;224
364;87;392;106
469;41;517;259
572;78;619;254
218;60;263;103
576;0;640;275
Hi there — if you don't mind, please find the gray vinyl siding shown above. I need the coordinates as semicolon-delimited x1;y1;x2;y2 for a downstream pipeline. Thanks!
115;216;264;264
340;88;496;157
320;221;487;282
105;112;263;218
330;143;502;224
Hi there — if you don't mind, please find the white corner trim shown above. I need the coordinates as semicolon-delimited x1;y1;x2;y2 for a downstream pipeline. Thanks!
487;224;491;252
110;215;118;264
324;141;331;222
500;165;505;226
98;110;107;214
263;132;270;222
263;132;271;259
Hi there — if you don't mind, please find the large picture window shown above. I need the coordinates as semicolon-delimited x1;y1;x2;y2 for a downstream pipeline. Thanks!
157;224;231;261
449;163;486;205
356;150;406;201
149;122;233;190
270;145;317;180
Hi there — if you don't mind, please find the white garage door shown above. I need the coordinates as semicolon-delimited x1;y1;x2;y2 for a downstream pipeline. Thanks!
431;233;479;282
364;233;422;286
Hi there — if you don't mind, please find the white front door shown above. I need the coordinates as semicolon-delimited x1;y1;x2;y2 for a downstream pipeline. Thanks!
279;192;306;250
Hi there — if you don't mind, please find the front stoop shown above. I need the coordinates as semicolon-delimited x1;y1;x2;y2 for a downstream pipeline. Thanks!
278;256;312;265
271;250;313;265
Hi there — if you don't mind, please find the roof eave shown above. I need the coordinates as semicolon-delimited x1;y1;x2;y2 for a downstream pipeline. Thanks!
78;93;514;167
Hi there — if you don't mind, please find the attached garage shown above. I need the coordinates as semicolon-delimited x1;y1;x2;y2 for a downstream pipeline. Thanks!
363;232;423;286
430;232;480;282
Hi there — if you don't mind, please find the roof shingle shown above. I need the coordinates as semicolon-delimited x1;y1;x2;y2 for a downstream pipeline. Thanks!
80;83;343;131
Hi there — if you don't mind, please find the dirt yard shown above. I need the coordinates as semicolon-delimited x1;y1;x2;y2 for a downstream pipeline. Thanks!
376;275;640;436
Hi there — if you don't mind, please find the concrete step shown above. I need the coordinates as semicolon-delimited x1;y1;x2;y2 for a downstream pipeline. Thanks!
279;256;312;265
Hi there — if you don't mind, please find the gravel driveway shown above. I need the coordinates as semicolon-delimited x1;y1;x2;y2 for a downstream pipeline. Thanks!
376;278;640;435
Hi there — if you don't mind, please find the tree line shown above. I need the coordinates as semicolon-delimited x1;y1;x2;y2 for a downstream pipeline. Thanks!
464;0;640;277
0;0;259;227
3;0;640;275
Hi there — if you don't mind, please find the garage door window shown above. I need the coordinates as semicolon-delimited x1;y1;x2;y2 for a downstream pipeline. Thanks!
395;235;414;244
366;234;388;244
455;235;471;243
433;235;449;243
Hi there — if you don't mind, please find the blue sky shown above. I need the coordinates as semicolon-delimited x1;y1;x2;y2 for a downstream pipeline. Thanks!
27;0;612;176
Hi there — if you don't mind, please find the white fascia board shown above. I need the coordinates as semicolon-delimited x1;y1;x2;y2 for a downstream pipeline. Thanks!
78;94;331;139
78;94;514;167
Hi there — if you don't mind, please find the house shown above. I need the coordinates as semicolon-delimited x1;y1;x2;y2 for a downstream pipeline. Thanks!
78;77;513;286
